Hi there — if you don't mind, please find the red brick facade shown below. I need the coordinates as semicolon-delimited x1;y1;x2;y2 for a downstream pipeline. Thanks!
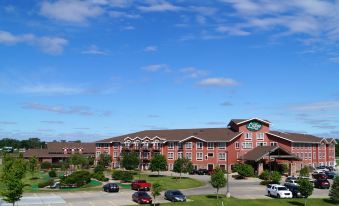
95;118;337;172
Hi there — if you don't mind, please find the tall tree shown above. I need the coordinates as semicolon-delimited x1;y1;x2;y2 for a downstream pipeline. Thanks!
210;166;226;199
97;153;111;167
27;156;38;178
329;176;339;203
151;182;162;206
173;158;193;179
298;178;314;206
1;155;26;206
69;154;89;169
121;152;139;170
149;154;167;176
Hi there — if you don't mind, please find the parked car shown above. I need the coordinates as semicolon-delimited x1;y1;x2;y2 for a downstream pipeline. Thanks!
267;184;293;198
325;171;337;179
189;169;198;175
284;178;299;186
103;183;119;193
314;179;330;189
316;166;329;172
164;190;186;202
283;184;303;198
131;180;152;191
197;169;209;175
326;166;336;172
312;173;327;180
132;191;152;204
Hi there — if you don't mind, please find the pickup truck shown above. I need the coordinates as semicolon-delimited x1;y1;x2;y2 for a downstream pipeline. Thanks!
131;180;152;191
267;184;293;198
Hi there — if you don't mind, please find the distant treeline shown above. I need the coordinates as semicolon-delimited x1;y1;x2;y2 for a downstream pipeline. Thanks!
0;138;46;149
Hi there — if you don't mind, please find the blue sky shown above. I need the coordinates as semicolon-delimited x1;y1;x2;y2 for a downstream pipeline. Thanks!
0;0;338;141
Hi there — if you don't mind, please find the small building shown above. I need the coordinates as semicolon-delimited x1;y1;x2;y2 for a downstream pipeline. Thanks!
23;142;95;163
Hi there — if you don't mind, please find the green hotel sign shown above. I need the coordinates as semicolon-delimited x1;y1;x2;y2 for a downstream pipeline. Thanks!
246;121;262;131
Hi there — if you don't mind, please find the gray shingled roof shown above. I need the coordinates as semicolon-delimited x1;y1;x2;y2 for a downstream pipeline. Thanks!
268;131;323;143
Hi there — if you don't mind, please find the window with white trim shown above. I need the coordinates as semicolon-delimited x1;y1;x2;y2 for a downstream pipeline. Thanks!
256;133;264;140
256;142;267;147
196;142;203;150
245;133;252;140
113;152;118;158
308;152;312;160
207;142;214;150
242;142;253;149
196;152;203;160
186;142;192;149
167;152;174;160
113;143;119;149
96;151;101;157
186;152;192;160
207;153;214;157
235;142;240;149
218;142;226;149
270;142;277;146
178;152;183;159
178;142;183;149
168;142;174;150
218;153;226;160
313;152;316;159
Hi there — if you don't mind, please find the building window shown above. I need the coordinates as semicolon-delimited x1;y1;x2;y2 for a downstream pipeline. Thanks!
178;143;183;149
186;142;192;149
168;142;174;150
308;152;312;160
167;152;174;160
113;152;118;158
313;152;316;159
300;153;304;159
256;133;264;140
256;142;267;147
207;153;214;157
186;152;192;160
235;142;240;149
196;152;203;160
178;152;183;159
96;151;101;157
218;142;226;149
218;153;226;160
207;142;214;150
196;142;203;150
242;142;253;149
113;143;119;149
270;142;277;146
245;133;252;140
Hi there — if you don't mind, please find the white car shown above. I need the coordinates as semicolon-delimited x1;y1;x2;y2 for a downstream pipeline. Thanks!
284;179;299;186
267;184;293;198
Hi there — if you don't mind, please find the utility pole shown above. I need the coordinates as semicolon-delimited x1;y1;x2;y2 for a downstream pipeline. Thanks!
226;151;231;198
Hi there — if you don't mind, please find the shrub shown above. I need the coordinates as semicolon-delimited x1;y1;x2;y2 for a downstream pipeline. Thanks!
91;172;108;182
278;164;289;175
236;164;254;177
94;164;105;173
38;179;54;188
259;170;270;181
121;171;133;182
51;163;62;169
260;180;271;185
48;170;57;178
112;170;123;180
61;170;91;187
271;171;282;184
41;161;52;170
329;176;339;203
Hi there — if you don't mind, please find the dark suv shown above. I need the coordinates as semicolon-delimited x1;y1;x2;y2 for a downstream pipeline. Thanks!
103;183;119;192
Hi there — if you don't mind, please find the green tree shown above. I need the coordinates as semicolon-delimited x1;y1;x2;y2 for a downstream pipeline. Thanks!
270;171;282;184
69;154;89;169
121;152;139;170
299;178;314;206
259;170;270;181
210;166;226;199
98;153;112;167
28;156;39;178
236;164;254;178
151;182;162;206
149;154;167;176
329;176;339;203
173;158;193;179
0;155;26;206
299;166;310;177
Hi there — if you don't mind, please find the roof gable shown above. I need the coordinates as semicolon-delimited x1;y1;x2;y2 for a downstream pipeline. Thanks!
228;118;271;126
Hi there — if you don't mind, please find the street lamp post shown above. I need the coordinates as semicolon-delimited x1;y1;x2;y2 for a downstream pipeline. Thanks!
226;151;231;198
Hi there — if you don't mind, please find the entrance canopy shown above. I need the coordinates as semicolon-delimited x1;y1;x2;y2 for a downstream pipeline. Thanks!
240;146;300;162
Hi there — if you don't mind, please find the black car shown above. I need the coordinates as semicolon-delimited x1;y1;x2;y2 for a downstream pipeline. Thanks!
103;183;119;192
314;179;330;189
197;169;209;175
325;171;337;179
164;190;186;202
189;169;198;175
283;184;303;198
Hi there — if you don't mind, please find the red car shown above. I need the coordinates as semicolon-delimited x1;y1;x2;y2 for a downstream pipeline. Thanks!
131;180;152;191
132;191;152;204
312;173;327;180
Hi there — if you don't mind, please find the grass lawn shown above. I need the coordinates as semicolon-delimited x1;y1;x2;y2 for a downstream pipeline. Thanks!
154;195;337;206
132;174;203;190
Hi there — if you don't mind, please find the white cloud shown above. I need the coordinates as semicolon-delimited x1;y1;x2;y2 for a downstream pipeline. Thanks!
0;121;17;125
123;25;135;30
216;26;250;36
41;120;64;124
138;1;181;12
0;30;67;54
109;11;140;19
19;84;84;95
190;6;218;16
144;45;158;52
82;45;108;55
198;77;239;87
196;15;206;25
293;101;339;111
40;0;103;23
180;67;207;78
142;64;170;72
